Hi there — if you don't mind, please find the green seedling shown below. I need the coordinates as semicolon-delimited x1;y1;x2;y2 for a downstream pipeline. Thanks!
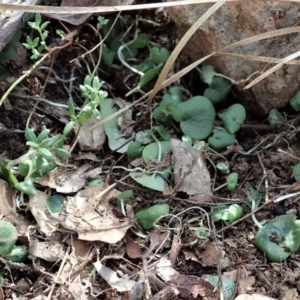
212;204;244;224
136;203;170;230
208;129;235;151
215;162;229;172
97;16;109;30
171;96;216;140
293;163;300;181
23;13;50;59
254;215;300;262
0;220;28;262
127;141;145;160
204;76;232;104
0;273;3;285
289;90;300;111
214;172;238;192
116;189;133;216
151;126;171;141
142;141;170;164
218;104;246;134
268;108;285;128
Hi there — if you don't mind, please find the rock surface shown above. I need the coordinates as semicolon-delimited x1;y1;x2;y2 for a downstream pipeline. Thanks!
167;1;300;115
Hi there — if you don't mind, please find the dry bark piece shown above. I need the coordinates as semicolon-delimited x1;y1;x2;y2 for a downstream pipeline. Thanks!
166;1;300;116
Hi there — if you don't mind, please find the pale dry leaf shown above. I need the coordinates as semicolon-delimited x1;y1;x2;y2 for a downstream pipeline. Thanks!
74;116;105;150
171;139;211;203
43;0;135;25
37;164;102;193
238;276;256;295
0;179;16;216
29;191;60;236
52;184;133;243
29;238;65;262
235;295;277;300
93;260;136;292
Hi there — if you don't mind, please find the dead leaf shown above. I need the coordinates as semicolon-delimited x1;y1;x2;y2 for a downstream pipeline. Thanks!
235;295;277;300
201;242;219;267
52;184;133;243
125;235;142;259
29;238;65;262
143;228;169;257
37;164;102;193
156;257;217;300
75;116;105;150
43;0;135;25
93;260;136;292
0;179;16;216
238;276;256;295
171;139;211;203
75;152;101;162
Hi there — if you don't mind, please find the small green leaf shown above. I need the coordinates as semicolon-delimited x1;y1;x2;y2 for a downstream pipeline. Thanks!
171;96;216;140
136;204;170;229
199;65;218;85
26;141;39;149
1;165;18;187
212;204;243;224
63;121;75;136
216;162;229;171
47;194;64;215
35;13;42;26
0;220;18;256
218;104;246;134
25;127;37;143
134;59;153;72
101;47;116;66
152;126;170;141
293;163;300;181
37;126;50;143
116;190;133;201
204;76;231;104
67;99;76;118
129;172;166;192
54;148;71;158
290;90;300;111
226;172;238;191
208;130;235;151
39;134;61;148
3;246;28;262
268;108;285;128
15;181;37;196
150;47;170;65
40;148;55;160
142;141;170;164
255;215;300;262
18;162;30;177
139;67;160;88
127;141;144;160
133;33;149;48
152;106;173;126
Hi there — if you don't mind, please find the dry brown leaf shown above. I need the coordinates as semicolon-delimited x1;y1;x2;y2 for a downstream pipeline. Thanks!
125;235;142;259
143;229;169;257
29;238;65;262
37;164;102;193
52;184;133;243
171;139;211;203
238;276;256;295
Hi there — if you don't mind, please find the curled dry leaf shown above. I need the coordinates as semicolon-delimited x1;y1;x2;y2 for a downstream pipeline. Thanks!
37;164;102;193
29;239;65;262
171;139;211;203
51;184;134;243
43;0;135;25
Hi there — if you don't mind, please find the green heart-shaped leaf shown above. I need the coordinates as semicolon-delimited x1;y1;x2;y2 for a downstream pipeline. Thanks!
0;220;18;256
150;47;170;65
268;108;285;128
208;129;235;151
255;215;300;262
218;104;246;133
293;163;300;181
129;172;166;192
171;96;215;140
204;76;231;104
142;141;170;164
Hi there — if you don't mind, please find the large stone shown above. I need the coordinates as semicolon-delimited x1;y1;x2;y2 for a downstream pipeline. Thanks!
167;1;300;115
